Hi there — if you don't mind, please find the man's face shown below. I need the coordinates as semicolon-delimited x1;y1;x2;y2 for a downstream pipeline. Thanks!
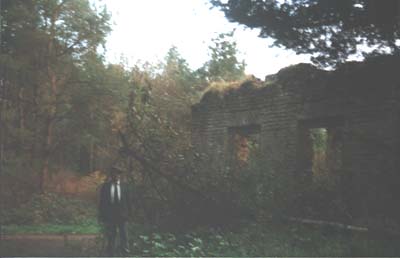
111;173;120;182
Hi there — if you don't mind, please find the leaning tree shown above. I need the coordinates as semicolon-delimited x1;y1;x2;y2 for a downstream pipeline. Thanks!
210;0;400;66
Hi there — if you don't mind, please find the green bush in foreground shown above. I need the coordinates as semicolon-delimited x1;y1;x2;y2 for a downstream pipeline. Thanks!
118;222;400;257
2;193;96;225
2;218;100;234
3;220;400;256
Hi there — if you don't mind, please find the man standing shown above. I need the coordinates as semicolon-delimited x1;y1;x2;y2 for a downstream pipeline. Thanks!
98;167;132;256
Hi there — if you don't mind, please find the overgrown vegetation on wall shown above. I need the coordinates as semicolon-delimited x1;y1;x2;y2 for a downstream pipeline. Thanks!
192;55;400;231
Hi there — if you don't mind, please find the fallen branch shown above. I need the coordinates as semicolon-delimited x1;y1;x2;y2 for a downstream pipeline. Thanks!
284;216;400;237
284;216;368;232
117;130;211;202
117;130;254;221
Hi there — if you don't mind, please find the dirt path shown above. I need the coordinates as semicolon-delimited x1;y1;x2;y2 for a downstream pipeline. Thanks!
0;234;102;257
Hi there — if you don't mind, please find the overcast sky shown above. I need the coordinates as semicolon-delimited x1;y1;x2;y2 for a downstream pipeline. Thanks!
99;0;310;79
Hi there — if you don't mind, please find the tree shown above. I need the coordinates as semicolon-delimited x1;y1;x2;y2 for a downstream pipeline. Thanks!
157;46;202;120
163;46;196;89
123;49;201;175
63;55;131;174
202;31;246;82
210;0;400;66
0;0;111;192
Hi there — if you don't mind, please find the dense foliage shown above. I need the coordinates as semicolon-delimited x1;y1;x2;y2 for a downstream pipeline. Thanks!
210;0;400;66
0;0;245;196
0;0;252;235
201;31;246;82
4;221;400;256
111;223;400;257
1;193;96;225
0;0;116;193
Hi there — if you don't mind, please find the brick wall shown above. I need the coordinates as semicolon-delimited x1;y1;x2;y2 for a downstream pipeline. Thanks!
191;56;400;220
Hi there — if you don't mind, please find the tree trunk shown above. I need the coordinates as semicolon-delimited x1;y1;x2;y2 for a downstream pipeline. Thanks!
0;65;7;239
0;106;3;166
89;140;94;172
29;81;40;167
0;77;6;170
89;111;95;172
0;80;4;172
39;7;59;193
39;70;58;193
40;116;54;193
17;87;25;156
18;87;25;132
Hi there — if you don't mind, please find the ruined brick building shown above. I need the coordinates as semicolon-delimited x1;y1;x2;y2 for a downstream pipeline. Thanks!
191;55;400;220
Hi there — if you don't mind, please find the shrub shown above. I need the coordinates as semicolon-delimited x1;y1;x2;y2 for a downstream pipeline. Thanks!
2;192;96;225
121;222;400;257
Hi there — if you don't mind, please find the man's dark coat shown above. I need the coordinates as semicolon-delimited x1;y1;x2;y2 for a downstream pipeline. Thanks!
98;181;132;223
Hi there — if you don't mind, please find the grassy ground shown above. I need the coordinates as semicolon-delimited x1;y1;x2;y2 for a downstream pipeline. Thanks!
126;222;400;257
2;220;400;256
2;218;100;234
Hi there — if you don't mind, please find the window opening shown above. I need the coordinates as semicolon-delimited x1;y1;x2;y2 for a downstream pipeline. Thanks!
228;124;260;167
